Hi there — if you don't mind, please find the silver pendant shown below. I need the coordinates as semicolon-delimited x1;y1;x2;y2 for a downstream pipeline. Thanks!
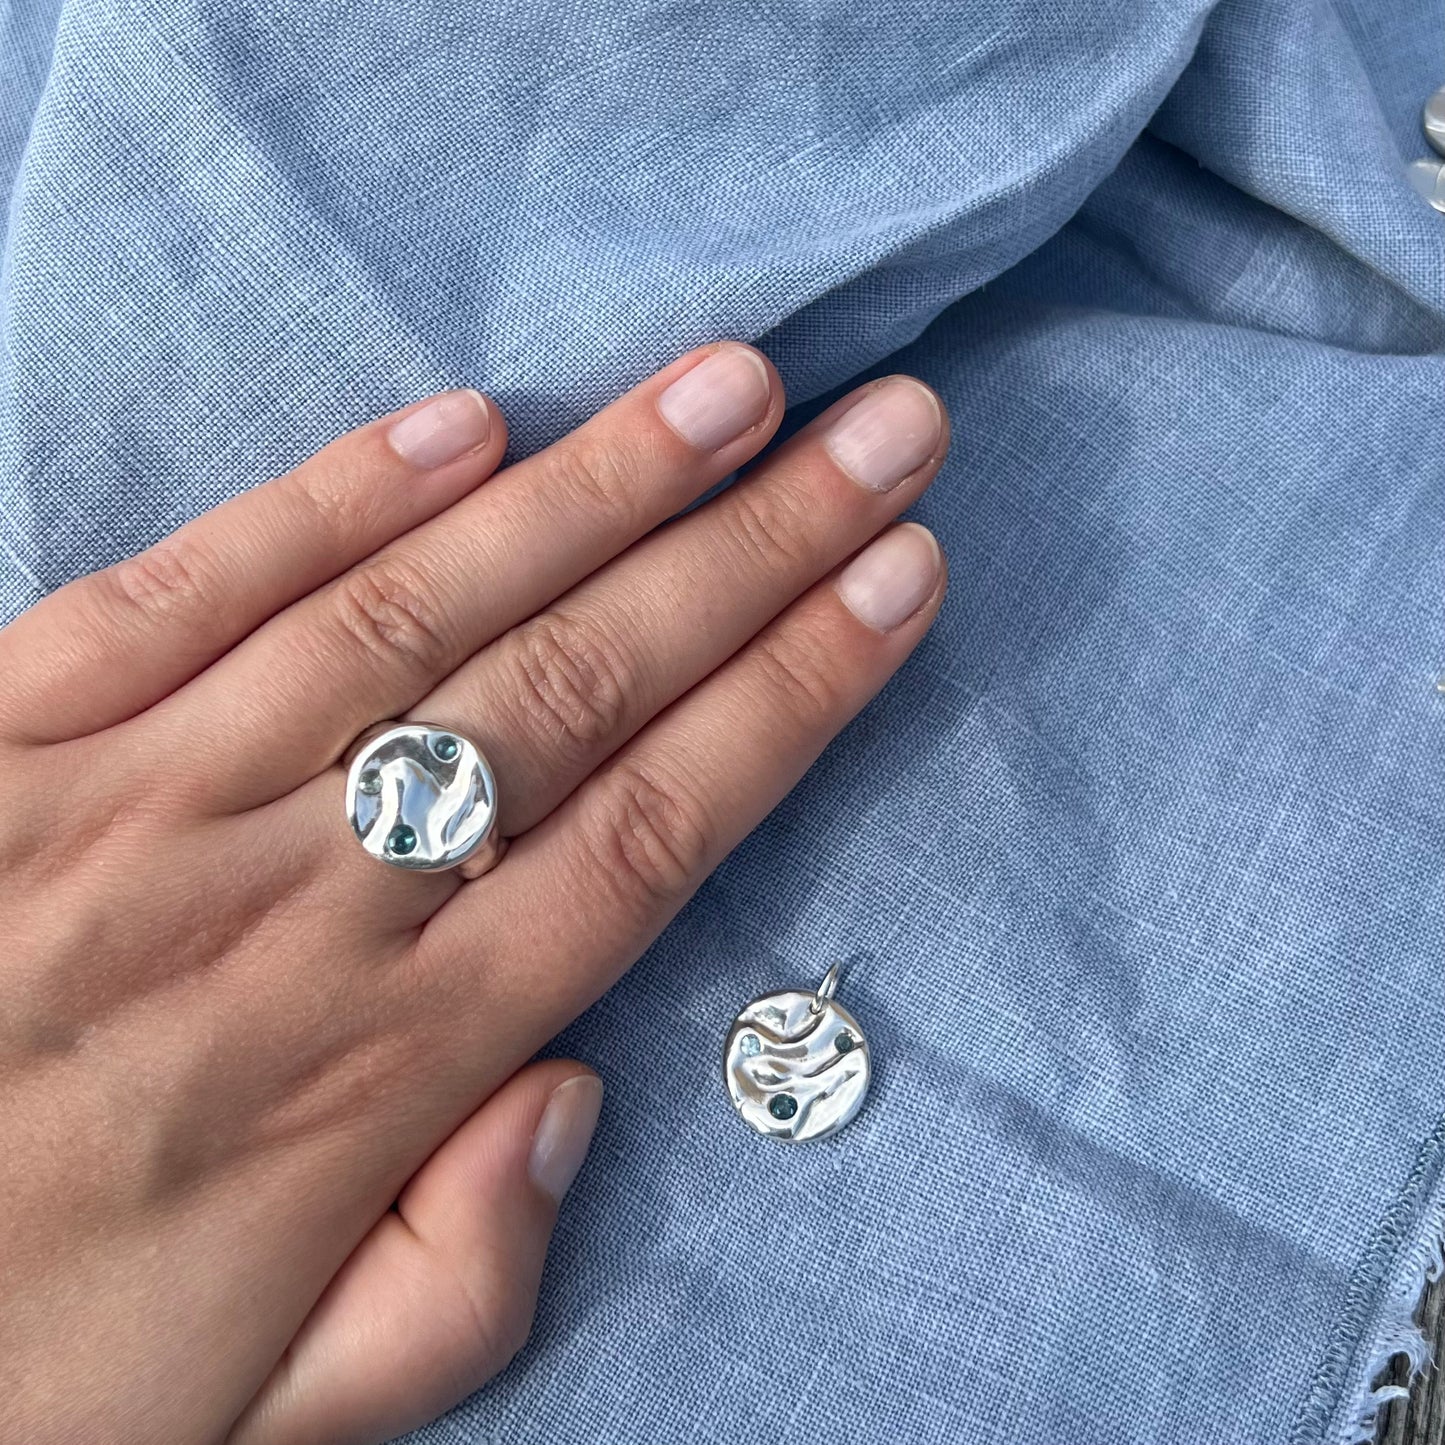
722;964;871;1142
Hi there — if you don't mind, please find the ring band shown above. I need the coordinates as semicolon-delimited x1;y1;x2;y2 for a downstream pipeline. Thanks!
344;721;501;875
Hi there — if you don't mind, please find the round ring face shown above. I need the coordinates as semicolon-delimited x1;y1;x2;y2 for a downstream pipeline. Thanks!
723;989;870;1142
345;724;497;871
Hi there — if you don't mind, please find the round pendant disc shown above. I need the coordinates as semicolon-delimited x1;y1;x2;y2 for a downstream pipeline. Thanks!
723;988;870;1142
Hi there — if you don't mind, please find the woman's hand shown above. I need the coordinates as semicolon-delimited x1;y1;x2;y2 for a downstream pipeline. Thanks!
0;343;948;1445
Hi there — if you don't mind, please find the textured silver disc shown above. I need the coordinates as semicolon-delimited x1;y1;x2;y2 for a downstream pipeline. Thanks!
1406;157;1445;212
723;986;870;1142
1424;86;1445;158
345;722;497;871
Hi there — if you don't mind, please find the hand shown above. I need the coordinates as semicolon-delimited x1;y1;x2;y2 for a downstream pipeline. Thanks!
0;343;948;1444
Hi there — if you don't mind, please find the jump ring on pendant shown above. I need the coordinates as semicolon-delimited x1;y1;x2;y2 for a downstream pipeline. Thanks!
810;962;841;1015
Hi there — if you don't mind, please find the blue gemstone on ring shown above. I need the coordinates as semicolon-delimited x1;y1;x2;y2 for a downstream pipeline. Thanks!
432;735;460;761
387;824;418;856
358;769;382;795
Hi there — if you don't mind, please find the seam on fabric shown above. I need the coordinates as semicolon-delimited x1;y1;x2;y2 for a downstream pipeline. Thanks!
1290;1113;1445;1444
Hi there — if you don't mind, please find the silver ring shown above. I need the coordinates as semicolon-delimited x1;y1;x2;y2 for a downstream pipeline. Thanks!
344;721;501;875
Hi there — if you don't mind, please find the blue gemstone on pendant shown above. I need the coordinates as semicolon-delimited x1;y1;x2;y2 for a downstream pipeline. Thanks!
387;824;418;856
769;1094;798;1121
835;1030;855;1053
739;1034;761;1058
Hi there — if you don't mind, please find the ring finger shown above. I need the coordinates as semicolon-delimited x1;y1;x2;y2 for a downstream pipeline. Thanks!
407;373;947;840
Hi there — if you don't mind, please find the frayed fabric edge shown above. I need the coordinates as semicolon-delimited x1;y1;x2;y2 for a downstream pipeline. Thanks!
1335;1218;1445;1444
1291;1115;1445;1445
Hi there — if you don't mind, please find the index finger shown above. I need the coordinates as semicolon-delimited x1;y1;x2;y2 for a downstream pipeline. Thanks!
0;390;505;744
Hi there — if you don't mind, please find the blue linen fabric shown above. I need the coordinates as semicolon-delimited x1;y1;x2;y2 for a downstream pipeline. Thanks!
2;0;1443;1440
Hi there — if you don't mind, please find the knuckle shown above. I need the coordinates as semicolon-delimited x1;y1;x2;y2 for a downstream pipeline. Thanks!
485;1289;536;1369
588;757;710;912
106;536;218;621
728;485;811;572
509;612;629;763
544;437;646;529
286;461;371;548
433;1252;534;1382
329;558;451;679
752;629;839;718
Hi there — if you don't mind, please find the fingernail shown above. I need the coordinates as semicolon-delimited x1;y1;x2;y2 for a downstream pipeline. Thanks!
529;1075;604;1205
387;390;491;469
836;523;942;632
657;346;772;451
824;378;941;492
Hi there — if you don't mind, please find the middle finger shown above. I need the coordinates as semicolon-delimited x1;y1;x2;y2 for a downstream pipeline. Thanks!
161;342;782;809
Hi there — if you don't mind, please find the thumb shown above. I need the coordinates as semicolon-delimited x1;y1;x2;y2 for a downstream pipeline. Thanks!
228;1061;603;1445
